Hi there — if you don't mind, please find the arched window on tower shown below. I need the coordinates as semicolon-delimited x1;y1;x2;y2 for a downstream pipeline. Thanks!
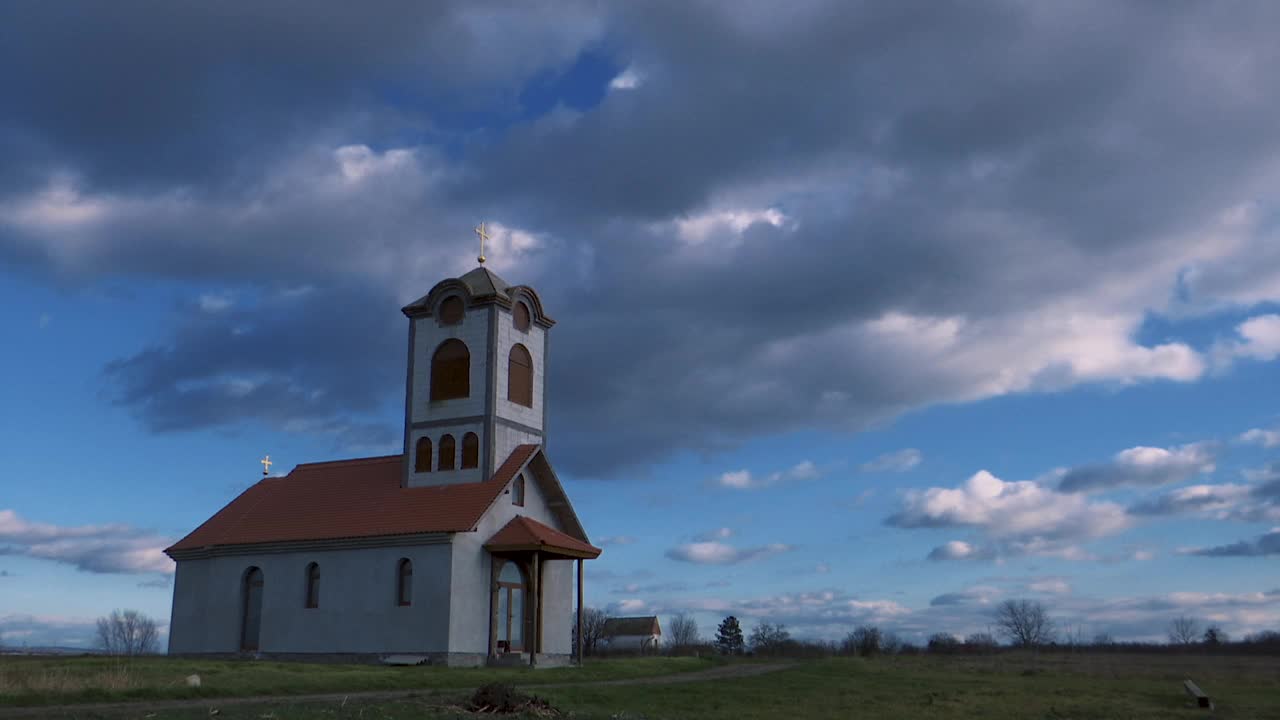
414;437;432;473
304;562;320;609
508;344;533;407
438;434;456;471
461;432;479;469
513;302;531;332
397;558;413;606
439;295;465;325
431;339;470;402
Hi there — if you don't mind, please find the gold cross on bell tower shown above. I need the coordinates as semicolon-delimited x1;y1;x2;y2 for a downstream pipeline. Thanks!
474;222;490;265
260;455;272;476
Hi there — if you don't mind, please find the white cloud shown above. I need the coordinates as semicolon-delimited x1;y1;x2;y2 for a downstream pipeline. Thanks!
37;313;51;329
198;293;234;313
1212;314;1280;368
596;535;636;547
673;207;788;245
1057;442;1216;493
714;460;819;489
889;470;1130;561
665;541;791;565
1028;578;1072;595
609;66;643;90
1240;427;1280;448
694;527;734;542
861;448;923;473
0;509;174;575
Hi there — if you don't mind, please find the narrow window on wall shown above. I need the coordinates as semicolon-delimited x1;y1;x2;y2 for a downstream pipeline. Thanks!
508;344;533;407
397;558;413;606
439;434;456;471
305;562;320;609
461;432;479;469
513;302;531;332
513;473;525;507
438;295;465;325
414;437;432;473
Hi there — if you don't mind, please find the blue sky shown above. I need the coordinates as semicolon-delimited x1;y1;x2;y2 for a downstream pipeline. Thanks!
2;2;1280;649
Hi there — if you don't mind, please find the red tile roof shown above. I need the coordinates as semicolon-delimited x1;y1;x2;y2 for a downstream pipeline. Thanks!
166;445;542;554
485;515;602;559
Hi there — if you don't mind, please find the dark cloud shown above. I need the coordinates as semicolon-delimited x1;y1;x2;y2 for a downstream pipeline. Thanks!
1188;530;1280;558
3;2;1280;477
1058;443;1215;493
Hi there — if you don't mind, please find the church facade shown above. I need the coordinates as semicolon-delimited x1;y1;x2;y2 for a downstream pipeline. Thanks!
165;264;600;666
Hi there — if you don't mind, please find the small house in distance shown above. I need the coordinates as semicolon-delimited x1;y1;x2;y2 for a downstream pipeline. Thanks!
602;616;662;653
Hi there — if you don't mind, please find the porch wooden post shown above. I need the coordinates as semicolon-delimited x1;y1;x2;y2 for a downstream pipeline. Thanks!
576;558;584;665
488;557;500;661
529;552;540;667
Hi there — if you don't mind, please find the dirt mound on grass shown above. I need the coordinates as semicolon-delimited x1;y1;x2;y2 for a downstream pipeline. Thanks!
464;683;562;716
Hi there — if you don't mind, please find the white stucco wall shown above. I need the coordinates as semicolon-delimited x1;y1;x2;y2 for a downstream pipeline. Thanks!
494;304;545;432
409;304;488;425
447;466;574;656
169;542;453;655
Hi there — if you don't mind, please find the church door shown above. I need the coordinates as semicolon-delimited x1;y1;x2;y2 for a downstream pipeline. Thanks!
496;562;526;652
241;567;264;652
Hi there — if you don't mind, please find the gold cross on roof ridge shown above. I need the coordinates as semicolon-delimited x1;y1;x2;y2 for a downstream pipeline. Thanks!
261;455;272;476
474;222;490;265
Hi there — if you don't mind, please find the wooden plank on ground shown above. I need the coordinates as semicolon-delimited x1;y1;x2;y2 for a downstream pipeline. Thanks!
1183;679;1213;709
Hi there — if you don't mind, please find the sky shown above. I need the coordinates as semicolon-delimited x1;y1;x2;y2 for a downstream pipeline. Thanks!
2;1;1279;650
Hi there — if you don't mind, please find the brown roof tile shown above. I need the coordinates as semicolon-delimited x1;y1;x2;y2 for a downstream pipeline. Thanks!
166;445;541;554
485;515;602;558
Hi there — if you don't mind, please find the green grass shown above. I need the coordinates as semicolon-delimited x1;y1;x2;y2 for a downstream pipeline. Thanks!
0;654;714;708
4;653;1279;719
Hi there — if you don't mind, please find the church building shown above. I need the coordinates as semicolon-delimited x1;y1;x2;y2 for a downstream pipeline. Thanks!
165;251;601;666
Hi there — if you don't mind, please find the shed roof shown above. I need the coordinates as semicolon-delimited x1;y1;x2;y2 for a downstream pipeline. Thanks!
603;616;662;637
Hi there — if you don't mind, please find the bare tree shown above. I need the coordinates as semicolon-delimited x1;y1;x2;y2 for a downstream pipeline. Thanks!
573;607;611;656
667;613;699;648
842;625;883;656
994;599;1055;648
1203;626;1229;646
747;622;791;654
1168;616;1200;646
95;609;159;656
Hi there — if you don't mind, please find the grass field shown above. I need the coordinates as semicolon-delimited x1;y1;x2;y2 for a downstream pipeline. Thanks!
2;652;1278;719
0;654;713;708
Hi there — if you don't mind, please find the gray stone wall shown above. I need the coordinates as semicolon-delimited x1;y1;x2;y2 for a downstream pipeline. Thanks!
168;542;453;655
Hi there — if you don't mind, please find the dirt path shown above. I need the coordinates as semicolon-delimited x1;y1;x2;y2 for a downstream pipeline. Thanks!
0;661;796;718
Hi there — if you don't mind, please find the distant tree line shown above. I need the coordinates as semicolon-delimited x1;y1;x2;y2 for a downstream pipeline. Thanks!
576;600;1280;659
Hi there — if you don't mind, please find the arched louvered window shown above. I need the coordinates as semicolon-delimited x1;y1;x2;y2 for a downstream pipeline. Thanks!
431;339;470;402
439;295;464;325
414;437;432;473
508;344;533;407
461;432;479;469
305;562;320;609
512;473;525;507
439;434;456;471
513;302;531;332
397;558;413;607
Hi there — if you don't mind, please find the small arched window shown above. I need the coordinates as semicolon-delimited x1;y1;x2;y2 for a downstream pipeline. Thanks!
508;344;533;408
512;473;525;507
461;432;479;469
431;339;470;402
439;295;465;325
513;302;531;332
397;558;413;607
414;437;432;473
305;562;320;609
439;434;456;471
